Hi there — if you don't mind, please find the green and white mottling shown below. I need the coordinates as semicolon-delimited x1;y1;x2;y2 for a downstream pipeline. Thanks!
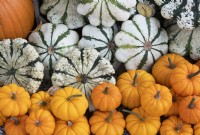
28;23;79;78
40;0;86;29
0;38;44;93
51;48;115;111
114;14;168;71
77;0;136;27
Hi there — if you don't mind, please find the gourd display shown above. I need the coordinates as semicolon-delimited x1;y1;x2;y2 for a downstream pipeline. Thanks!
160;116;193;135
40;0;85;29
28;23;79;77
53;116;90;135
0;39;44;93
114;14;168;71
50;86;88;121
165;19;200;60
117;70;155;109
51;48;115;111
5;115;28;135
78;24;118;61
25;109;55;135
0;0;34;39
0;84;31;117
154;0;200;30
0;113;6;126
89;110;125;135
194;123;200;135
77;0;136;27
124;107;161;135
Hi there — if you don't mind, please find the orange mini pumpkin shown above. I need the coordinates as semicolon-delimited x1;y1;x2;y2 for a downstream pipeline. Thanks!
117;70;155;109
195;60;200;68
0;112;7;126
91;82;122;111
5;115;28;135
194;123;200;135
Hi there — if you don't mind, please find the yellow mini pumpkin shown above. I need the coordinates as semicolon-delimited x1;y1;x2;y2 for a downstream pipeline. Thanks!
0;112;7;126
194;123;200;135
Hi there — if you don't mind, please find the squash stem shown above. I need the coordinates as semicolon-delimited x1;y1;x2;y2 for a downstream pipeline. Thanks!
39;101;47;106
67;94;82;101
188;97;196;109
122;109;145;121
103;86;110;95
154;91;161;99
133;72;139;87
35;120;41;126
105;110;114;123
10;117;19;125
175;122;183;133
11;92;17;100
168;57;175;69
187;70;200;79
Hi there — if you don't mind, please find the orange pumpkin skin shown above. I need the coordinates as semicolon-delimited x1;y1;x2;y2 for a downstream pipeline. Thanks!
53;116;90;135
0;112;7;126
160;116;193;135
170;63;200;96
125;107;161;135
194;123;200;135
141;84;172;116
5;115;28;135
178;96;200;124
50;86;88;121
25;109;55;135
195;60;200;68
89;110;125;135
91;82;122;111
0;0;34;39
117;70;155;109
152;53;187;88
0;84;31;117
29;91;51;113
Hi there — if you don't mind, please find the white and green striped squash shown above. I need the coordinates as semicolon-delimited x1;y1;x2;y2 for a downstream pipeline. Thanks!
77;0;136;27
154;0;200;30
78;24;118;62
28;23;79;78
51;48;115;111
114;14;169;71
40;0;86;29
0;38;44;93
165;19;200;60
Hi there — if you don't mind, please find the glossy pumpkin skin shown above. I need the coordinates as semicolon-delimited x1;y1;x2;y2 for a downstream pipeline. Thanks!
0;84;31;117
125;107;161;135
5;115;28;135
29;91;51;113
152;53;187;88
141;84;172;116
53;116;90;135
178;96;200;124
26;109;55;135
0;112;6;126
117;70;155;109
194;123;200;135
170;63;200;96
160;116;193;135
89;110;125;135
51;86;88;121
0;0;34;39
91;82;122;111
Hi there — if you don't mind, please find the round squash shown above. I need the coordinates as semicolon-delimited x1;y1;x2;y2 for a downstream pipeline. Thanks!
89;110;125;135
124;107;161;135
5;115;28;135
0;0;34;39
50;86;88;121
194;123;200;135
152;53;188;88
0;84;31;117
25;109;55;135
178;96;200;124
117;70;155;109
160;116;193;135
91;82;122;111
53;116;90;135
0;112;6;126
141;84;172;116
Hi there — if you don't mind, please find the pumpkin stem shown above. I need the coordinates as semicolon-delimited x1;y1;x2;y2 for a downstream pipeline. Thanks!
133;72;139;87
103;86;110;95
168;57;175;69
172;96;177;102
10;117;20;125
11;92;17;100
105;110;114;123
67;94;82;101
39;101;47;107
35;120;41;126
175;122;183;133
122;109;145;121
67;121;73;127
154;91;161;99
188;97;196;109
187;70;200;79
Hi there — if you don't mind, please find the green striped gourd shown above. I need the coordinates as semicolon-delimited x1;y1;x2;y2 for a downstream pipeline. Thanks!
40;0;86;29
77;0;136;27
114;14;169;71
0;38;44;93
51;48;115;111
78;24;118;62
28;23;79;78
